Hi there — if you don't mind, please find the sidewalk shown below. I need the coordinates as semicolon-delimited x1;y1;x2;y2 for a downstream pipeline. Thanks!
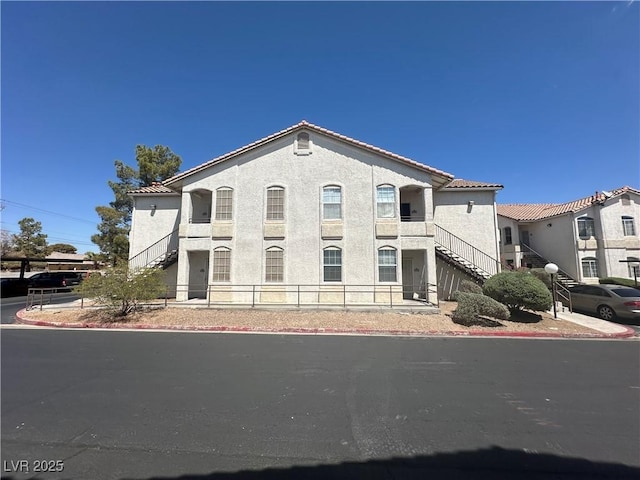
554;309;634;335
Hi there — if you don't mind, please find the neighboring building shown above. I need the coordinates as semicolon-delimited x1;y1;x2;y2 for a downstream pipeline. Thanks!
128;121;503;305
497;187;640;284
46;252;96;271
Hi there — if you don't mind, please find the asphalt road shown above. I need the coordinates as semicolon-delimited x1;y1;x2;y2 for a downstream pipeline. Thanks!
0;294;79;324
1;329;639;480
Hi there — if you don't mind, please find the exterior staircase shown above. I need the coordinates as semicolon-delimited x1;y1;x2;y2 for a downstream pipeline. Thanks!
434;225;500;282
520;244;579;288
129;229;179;272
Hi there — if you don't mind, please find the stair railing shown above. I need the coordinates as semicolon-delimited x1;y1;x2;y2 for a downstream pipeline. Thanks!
129;228;180;271
521;244;577;284
434;225;500;278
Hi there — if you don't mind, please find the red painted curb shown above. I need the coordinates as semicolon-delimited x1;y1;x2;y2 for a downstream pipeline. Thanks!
14;309;636;338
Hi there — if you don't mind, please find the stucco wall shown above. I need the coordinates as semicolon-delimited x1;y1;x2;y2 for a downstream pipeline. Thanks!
129;195;181;259
433;190;500;262
176;131;437;291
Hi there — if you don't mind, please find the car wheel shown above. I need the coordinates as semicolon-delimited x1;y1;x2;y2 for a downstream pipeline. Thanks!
598;305;616;321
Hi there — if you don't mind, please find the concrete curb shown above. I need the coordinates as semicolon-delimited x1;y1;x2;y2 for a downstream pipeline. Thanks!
15;309;636;339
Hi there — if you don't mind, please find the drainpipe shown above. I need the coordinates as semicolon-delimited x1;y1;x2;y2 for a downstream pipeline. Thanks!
570;212;581;282
492;192;500;274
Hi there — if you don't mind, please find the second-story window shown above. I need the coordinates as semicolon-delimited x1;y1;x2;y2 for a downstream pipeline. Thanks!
622;216;636;236
266;187;285;221
577;217;595;238
504;227;512;245
215;188;233;221
376;185;396;218
323;186;342;220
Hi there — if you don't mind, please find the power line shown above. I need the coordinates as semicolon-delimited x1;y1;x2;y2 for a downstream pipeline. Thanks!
1;229;95;247
0;199;97;225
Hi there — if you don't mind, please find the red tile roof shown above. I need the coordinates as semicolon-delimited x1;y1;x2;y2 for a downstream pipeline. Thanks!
163;120;455;188
128;183;177;195
443;179;503;190
498;186;640;221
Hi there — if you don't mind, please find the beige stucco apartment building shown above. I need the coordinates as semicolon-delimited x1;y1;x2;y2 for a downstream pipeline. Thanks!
498;187;640;284
128;121;503;305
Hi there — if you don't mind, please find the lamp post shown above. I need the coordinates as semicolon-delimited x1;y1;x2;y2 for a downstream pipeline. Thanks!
545;263;559;319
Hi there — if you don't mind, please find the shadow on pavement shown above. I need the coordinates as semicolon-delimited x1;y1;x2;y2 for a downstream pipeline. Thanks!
135;445;640;479
4;445;632;480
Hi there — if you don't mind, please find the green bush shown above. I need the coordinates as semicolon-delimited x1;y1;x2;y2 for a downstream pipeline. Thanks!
459;280;483;294
599;277;638;288
76;266;167;317
452;292;510;323
529;268;552;289
482;271;553;312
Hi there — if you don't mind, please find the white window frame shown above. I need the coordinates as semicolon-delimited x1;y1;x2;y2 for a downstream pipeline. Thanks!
577;217;595;238
266;187;285;221
378;247;397;282
376;185;396;219
322;185;342;220
212;247;231;282
265;247;284;283
581;257;599;278
622;216;636;236
323;247;342;282
215;187;233;221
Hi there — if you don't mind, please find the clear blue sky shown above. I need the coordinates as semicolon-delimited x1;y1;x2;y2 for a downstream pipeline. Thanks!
2;1;638;253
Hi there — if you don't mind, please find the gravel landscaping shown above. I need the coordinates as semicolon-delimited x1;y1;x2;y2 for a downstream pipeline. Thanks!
21;301;601;335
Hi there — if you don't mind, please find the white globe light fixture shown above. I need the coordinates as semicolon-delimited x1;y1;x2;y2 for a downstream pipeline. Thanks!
544;263;559;318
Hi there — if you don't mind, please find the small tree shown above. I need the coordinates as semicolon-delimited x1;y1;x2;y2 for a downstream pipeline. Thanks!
77;266;166;317
483;271;552;312
47;243;78;254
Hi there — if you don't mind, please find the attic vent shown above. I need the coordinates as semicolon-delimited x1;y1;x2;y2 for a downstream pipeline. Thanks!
297;132;310;150
621;194;631;206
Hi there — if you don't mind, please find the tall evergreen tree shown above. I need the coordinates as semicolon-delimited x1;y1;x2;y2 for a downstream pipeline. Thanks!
92;145;181;266
13;217;48;257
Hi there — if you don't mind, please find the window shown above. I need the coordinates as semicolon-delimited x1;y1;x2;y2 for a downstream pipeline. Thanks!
376;185;396;218
265;247;283;282
622;216;636;236
266;187;284;220
504;227;512;245
627;257;640;278
581;257;599;278
577;217;595;238
378;247;397;282
322;186;342;220
297;132;310;150
212;248;231;282
215;188;233;221
323;247;342;282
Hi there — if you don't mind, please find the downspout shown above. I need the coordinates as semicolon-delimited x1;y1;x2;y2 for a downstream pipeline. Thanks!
492;191;500;274
570;212;581;282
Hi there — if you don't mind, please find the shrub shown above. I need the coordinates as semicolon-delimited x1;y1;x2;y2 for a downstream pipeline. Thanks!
76;266;166;317
529;268;552;289
600;277;638;288
459;280;483;294
482;271;552;312
452;292;510;323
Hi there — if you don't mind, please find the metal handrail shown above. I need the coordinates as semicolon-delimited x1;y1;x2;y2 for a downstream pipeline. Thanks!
434;225;499;277
555;281;573;313
66;283;440;310
128;229;179;271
